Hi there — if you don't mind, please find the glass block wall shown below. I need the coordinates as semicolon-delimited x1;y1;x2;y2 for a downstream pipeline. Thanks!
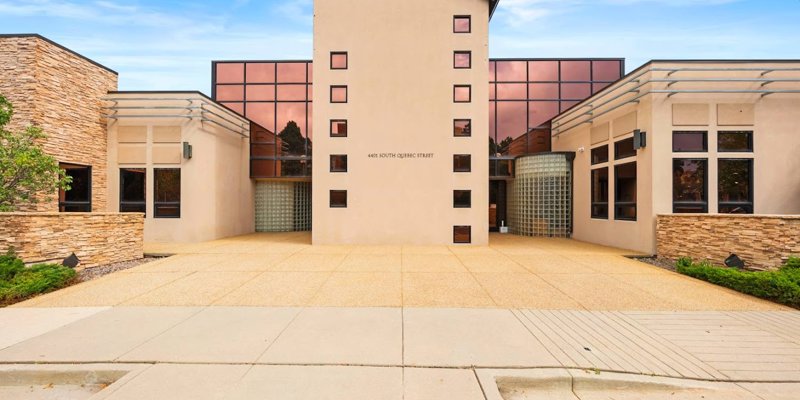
255;181;311;232
508;153;574;237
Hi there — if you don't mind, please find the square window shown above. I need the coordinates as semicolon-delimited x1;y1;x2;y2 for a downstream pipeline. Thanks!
453;15;471;33
330;52;348;70
453;154;471;172
330;154;348;172
718;131;753;152
330;190;347;208
454;85;471;103
454;119;471;137
453;226;471;244
673;131;708;152
614;137;636;160
330;119;348;137
453;190;471;208
330;85;347;103
591;145;608;165
454;51;471;69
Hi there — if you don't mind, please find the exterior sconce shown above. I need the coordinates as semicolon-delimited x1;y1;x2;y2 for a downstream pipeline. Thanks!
183;142;193;159
633;129;647;149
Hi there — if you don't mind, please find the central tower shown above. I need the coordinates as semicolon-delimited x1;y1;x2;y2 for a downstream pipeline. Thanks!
312;0;491;245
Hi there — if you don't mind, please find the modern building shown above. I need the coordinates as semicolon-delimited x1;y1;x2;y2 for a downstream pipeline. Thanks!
2;0;799;252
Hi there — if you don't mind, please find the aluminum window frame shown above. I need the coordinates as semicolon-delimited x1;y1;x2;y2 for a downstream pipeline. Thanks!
119;168;146;214
153;168;181;219
454;119;472;137
672;158;708;214
453;15;471;33
453;154;472;173
330;85;348;103
330;119;348;138
329;190;348;208
58;163;92;212
718;158;754;214
330;51;348;70
672;131;709;153
454;51;472;69
453;190;472;208
330;154;348;173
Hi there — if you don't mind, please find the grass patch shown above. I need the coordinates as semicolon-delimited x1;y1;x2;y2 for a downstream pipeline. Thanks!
676;256;800;309
0;250;76;305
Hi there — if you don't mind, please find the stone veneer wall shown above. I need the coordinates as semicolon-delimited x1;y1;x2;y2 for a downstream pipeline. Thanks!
0;35;118;211
0;213;143;269
656;214;800;271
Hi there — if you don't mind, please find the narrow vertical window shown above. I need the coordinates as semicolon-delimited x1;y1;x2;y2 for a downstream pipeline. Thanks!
454;85;471;103
591;168;608;219
330;119;348;137
59;163;91;212
673;159;708;213
330;155;348;172
120;168;146;213
330;52;348;70
718;159;753;214
330;85;348;103
454;51;471;69
614;162;636;221
453;190;471;208
453;226;471;244
453;15;471;33
154;168;181;218
453;119;471;137
453;154;471;172
330;190;347;208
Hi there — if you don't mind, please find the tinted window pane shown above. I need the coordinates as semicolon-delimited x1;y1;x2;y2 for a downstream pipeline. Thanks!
215;63;244;83
245;63;275;83
673;131;707;152
529;83;558;100
453;16;470;33
154;168;180;218
120;168;146;213
454;119;471;137
591;168;609;219
277;85;307;101
496;101;526;142
561;61;591;81
331;86;347;103
719;159;753;214
592;60;622;81
246;85;274;101
496;61;526;82
718;131;753;152
454;51;471;68
246;102;276;132
221;102;244;115
591;145;608;165
453;226;471;243
561;83;591;100
528;101;559;129
673;159;707;213
330;155;347;172
614;137;636;160
252;159;276;178
330;120;347;137
496;84;526;100
528;61;559;81
453;154;471;172
63;166;90;202
277;63;307;83
331;52;348;69
216;85;244;101
454;85;471;102
453;190;471;208
614;162;636;221
330;190;347;208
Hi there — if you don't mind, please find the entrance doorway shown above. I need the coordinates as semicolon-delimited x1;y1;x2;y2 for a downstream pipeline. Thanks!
489;180;508;232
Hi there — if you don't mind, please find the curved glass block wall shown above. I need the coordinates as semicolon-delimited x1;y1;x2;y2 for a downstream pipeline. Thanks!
508;153;574;237
255;181;312;231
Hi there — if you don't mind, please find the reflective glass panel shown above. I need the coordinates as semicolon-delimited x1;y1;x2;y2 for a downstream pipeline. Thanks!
331;52;348;69
453;226;471;243
216;63;244;83
246;85;275;101
216;85;244;101
331;86;347;103
673;131;707;152
673;159;707;213
330;190;347;208
528;83;558;100
330;119;347;137
718;159;753;214
454;119;471;137
277;62;307;83
453;16;471;33
454;85;471;102
528;61;559;81
496;61;526;82
454;51;471;68
718;131;753;152
591;168;609;219
561;61;591;81
245;63;275;83
592;60;622;81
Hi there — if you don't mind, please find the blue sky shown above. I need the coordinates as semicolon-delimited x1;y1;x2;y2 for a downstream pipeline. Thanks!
2;0;799;93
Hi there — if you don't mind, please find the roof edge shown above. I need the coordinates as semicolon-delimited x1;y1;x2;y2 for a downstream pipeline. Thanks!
490;0;500;19
0;34;118;75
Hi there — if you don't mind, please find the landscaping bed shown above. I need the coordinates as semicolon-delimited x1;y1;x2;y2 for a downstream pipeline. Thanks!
675;256;800;309
0;251;76;306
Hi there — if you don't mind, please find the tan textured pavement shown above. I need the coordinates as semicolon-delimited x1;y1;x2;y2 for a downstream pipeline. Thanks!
16;232;787;310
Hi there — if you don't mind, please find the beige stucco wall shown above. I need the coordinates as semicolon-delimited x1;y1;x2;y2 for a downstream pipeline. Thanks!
554;61;800;254
312;0;490;245
106;94;254;243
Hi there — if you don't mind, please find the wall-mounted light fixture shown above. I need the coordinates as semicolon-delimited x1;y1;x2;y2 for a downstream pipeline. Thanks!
633;129;647;150
183;142;193;159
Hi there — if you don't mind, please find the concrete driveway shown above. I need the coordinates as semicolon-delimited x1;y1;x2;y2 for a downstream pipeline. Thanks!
16;232;784;310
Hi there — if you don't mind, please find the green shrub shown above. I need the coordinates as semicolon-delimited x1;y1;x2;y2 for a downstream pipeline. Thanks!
676;258;800;309
0;252;76;304
782;256;800;270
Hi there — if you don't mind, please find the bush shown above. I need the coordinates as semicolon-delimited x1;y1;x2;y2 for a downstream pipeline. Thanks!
676;257;800;309
0;252;76;305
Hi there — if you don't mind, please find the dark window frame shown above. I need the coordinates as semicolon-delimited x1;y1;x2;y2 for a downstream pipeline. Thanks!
591;144;609;165
672;158;708;214
718;158;754;214
453;15;471;33
454;51;472;69
153;168;181;219
453;85;472;103
58;163;92;212
330;85;348;103
614;137;636;160
672;131;708;153
330;51;348;70
453;225;472;244
330;190;347;208
453;190;472;208
718;131;754;153
454;119;472;137
614;161;637;221
119;168;146;214
330;119;348;137
330;154;348;173
453;154;472;172
591;167;609;219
